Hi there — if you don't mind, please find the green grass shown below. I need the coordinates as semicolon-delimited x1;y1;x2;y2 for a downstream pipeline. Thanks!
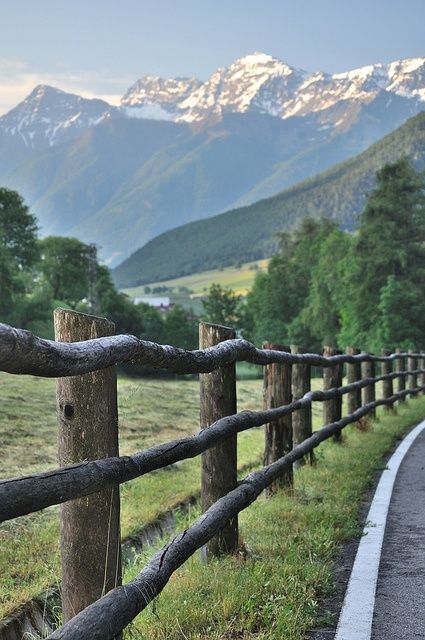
121;259;270;298
124;396;425;640
0;373;263;619
1;369;424;637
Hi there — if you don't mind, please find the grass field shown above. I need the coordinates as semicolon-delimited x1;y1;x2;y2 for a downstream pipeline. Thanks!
1;370;424;638
121;258;270;298
125;398;425;640
0;373;264;619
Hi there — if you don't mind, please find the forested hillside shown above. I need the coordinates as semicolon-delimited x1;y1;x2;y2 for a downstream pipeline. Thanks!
113;111;425;288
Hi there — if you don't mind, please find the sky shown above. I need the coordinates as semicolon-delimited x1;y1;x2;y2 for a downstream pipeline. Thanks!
0;0;424;115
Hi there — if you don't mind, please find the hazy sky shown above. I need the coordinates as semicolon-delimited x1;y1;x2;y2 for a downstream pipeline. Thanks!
0;0;424;114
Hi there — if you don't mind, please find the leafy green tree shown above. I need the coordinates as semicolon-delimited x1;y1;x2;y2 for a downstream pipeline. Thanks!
202;283;241;327
0;188;38;268
0;188;39;321
299;227;352;348
340;158;425;349
242;218;341;347
376;275;425;350
38;236;91;306
163;305;198;349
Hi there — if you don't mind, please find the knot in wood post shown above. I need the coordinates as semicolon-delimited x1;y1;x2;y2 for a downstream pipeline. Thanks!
361;356;376;418
199;322;238;559
322;346;343;442
263;343;292;494
395;348;406;404
54;308;121;624
291;345;313;465
381;348;395;412
346;347;362;415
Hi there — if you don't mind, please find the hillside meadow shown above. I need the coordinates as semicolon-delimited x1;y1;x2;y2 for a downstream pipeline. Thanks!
122;259;270;298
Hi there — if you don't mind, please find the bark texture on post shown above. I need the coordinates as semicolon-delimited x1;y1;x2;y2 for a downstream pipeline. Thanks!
419;353;425;394
291;345;313;465
54;309;121;624
323;346;343;441
346;347;362;415
395;348;406;403
408;350;417;394
263;343;292;493
199;322;238;557
381;349;394;412
361;358;376;418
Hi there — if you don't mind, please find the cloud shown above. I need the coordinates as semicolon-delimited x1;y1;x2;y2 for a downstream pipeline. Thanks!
0;59;132;115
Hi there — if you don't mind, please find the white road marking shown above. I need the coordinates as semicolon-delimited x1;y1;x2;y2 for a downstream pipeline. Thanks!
335;418;425;640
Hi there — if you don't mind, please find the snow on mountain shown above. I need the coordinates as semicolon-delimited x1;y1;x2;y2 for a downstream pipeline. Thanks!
1;54;424;151
176;52;307;121
0;84;114;149
121;76;201;120
120;53;425;125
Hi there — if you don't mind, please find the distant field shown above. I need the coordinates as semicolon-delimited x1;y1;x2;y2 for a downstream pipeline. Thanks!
122;258;270;298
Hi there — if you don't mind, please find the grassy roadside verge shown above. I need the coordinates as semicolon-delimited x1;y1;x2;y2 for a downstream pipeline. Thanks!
124;396;425;640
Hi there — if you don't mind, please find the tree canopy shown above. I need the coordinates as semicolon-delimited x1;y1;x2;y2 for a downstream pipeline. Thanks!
240;159;425;352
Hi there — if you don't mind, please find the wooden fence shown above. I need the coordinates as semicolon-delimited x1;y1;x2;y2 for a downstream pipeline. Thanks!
1;308;425;640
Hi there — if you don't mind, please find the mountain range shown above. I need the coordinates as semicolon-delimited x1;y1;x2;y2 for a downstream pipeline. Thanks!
112;111;425;287
0;52;424;266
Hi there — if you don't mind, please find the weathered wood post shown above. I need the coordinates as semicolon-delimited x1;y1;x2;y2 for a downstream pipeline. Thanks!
361;357;376;419
199;322;238;558
323;346;343;441
395;348;406;404
54;309;121;623
419;352;425;394
381;348;394;412
291;345;313;465
263;343;292;493
346;347;362;415
407;349;418;395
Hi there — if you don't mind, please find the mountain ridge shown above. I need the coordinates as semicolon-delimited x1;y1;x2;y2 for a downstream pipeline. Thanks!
112;110;425;288
0;52;424;265
1;52;424;146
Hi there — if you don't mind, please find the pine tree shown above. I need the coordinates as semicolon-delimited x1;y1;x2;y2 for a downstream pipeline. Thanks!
341;158;425;349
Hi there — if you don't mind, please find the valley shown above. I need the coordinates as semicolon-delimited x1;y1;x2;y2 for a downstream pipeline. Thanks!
0;52;423;267
121;258;270;298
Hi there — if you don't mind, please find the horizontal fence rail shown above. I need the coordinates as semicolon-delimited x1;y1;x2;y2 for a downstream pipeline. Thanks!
1;315;425;640
1;369;423;523
0;321;421;377
47;386;425;640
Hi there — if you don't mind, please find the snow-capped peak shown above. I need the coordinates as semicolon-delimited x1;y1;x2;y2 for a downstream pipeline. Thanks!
230;51;295;75
121;52;425;125
2;53;424;149
120;75;201;120
0;85;114;148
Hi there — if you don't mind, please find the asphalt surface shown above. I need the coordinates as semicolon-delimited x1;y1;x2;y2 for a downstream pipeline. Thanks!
372;427;425;639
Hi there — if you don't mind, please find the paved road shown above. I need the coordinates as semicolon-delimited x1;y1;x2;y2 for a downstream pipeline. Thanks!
372;426;425;639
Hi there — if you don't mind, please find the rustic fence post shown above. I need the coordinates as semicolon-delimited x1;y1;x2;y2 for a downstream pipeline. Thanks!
395;348;406;404
361;357;376;419
323;346;343;441
199;322;238;558
263;343;292;493
381;348;395;412
346;347;362;415
408;349;418;395
54;308;121;623
420;352;425;394
291;345;313;465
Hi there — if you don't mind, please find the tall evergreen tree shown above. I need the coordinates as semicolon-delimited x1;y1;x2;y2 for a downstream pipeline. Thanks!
340;158;425;349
